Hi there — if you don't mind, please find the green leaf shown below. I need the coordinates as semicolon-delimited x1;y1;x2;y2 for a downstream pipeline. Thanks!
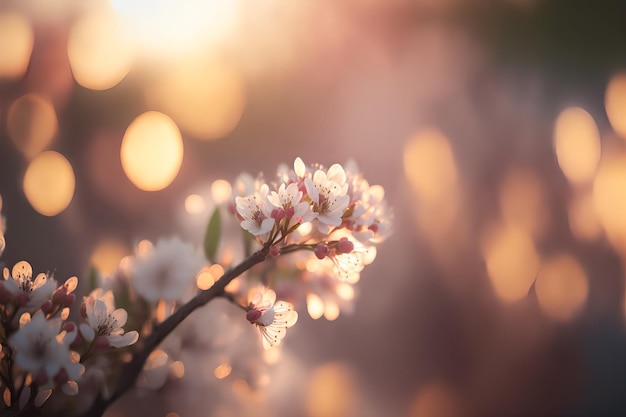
204;207;222;263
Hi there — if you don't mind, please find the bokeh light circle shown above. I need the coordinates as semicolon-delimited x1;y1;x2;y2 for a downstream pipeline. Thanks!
605;72;626;140
67;8;133;90
23;151;75;216
535;254;588;322
120;111;184;191
7;93;58;159
0;12;34;79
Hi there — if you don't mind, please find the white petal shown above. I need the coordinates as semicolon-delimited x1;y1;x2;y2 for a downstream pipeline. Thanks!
80;324;95;342
111;308;128;328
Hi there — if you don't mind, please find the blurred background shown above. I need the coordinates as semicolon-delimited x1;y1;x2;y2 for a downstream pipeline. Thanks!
1;0;626;416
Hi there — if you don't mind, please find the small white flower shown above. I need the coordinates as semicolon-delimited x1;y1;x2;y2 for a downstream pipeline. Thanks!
304;165;350;230
267;183;311;223
246;288;298;350
131;237;206;302
9;312;83;390
3;261;57;312
235;184;275;236
80;289;139;348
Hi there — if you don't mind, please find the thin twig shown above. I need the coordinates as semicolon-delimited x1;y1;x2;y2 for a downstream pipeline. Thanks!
80;246;269;417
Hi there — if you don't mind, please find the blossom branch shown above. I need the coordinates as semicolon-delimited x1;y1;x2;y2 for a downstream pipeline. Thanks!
81;246;270;417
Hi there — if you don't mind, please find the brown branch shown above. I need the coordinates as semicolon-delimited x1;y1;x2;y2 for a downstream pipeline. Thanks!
80;246;269;417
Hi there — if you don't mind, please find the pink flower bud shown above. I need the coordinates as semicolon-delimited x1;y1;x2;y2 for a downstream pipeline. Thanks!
41;300;53;314
271;208;285;220
95;336;110;350
246;309;262;324
368;223;379;233
63;321;76;333
52;287;67;304
284;206;295;219
63;292;76;307
314;244;329;260
269;245;281;258
337;238;354;254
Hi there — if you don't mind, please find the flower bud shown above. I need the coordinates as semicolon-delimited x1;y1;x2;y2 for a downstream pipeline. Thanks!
95;336;110;350
246;309;262;323
314;244;329;260
269;245;281;258
337;237;354;254
52;287;67;305
40;299;54;314
63;292;76;307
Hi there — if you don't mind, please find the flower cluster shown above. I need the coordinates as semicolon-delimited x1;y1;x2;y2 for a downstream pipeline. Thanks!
0;157;391;416
0;255;137;414
231;158;392;325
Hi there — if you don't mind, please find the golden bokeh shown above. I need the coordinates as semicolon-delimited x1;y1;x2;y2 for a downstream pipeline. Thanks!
23;151;75;216
185;194;206;214
567;191;602;242
404;129;462;260
211;179;233;204
404;128;458;204
553;106;601;185
7;93;58;159
109;0;239;58
306;363;356;417
90;238;130;275
120;111;184;191
147;59;246;140
535;254;588;322
481;223;539;303
0;12;34;79
306;293;325;320
67;8;133;90
592;152;626;253
409;383;460;417
605;72;626;140
499;167;547;237
214;363;232;379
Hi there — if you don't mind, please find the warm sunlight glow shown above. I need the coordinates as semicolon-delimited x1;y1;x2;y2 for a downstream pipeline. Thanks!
307;363;356;417
535;254;588;322
554;107;601;184
120;111;184;191
90;239;130;276
67;8;133;90
196;269;215;290
185;194;206;215
211;180;233;204
481;223;539;303
605;72;626;140
7;93;58;159
109;0;239;58
214;363;232;379
404;128;457;204
568;191;602;242
23;151;75;216
592;153;626;253
499;167;547;237
0;12;34;79
306;293;324;320
147;59;246;140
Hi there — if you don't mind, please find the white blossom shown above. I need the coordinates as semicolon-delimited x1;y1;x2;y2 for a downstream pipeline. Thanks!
9;312;83;390
304;165;350;231
246;288;298;350
235;184;275;236
80;289;139;348
131;237;205;302
3;261;56;312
